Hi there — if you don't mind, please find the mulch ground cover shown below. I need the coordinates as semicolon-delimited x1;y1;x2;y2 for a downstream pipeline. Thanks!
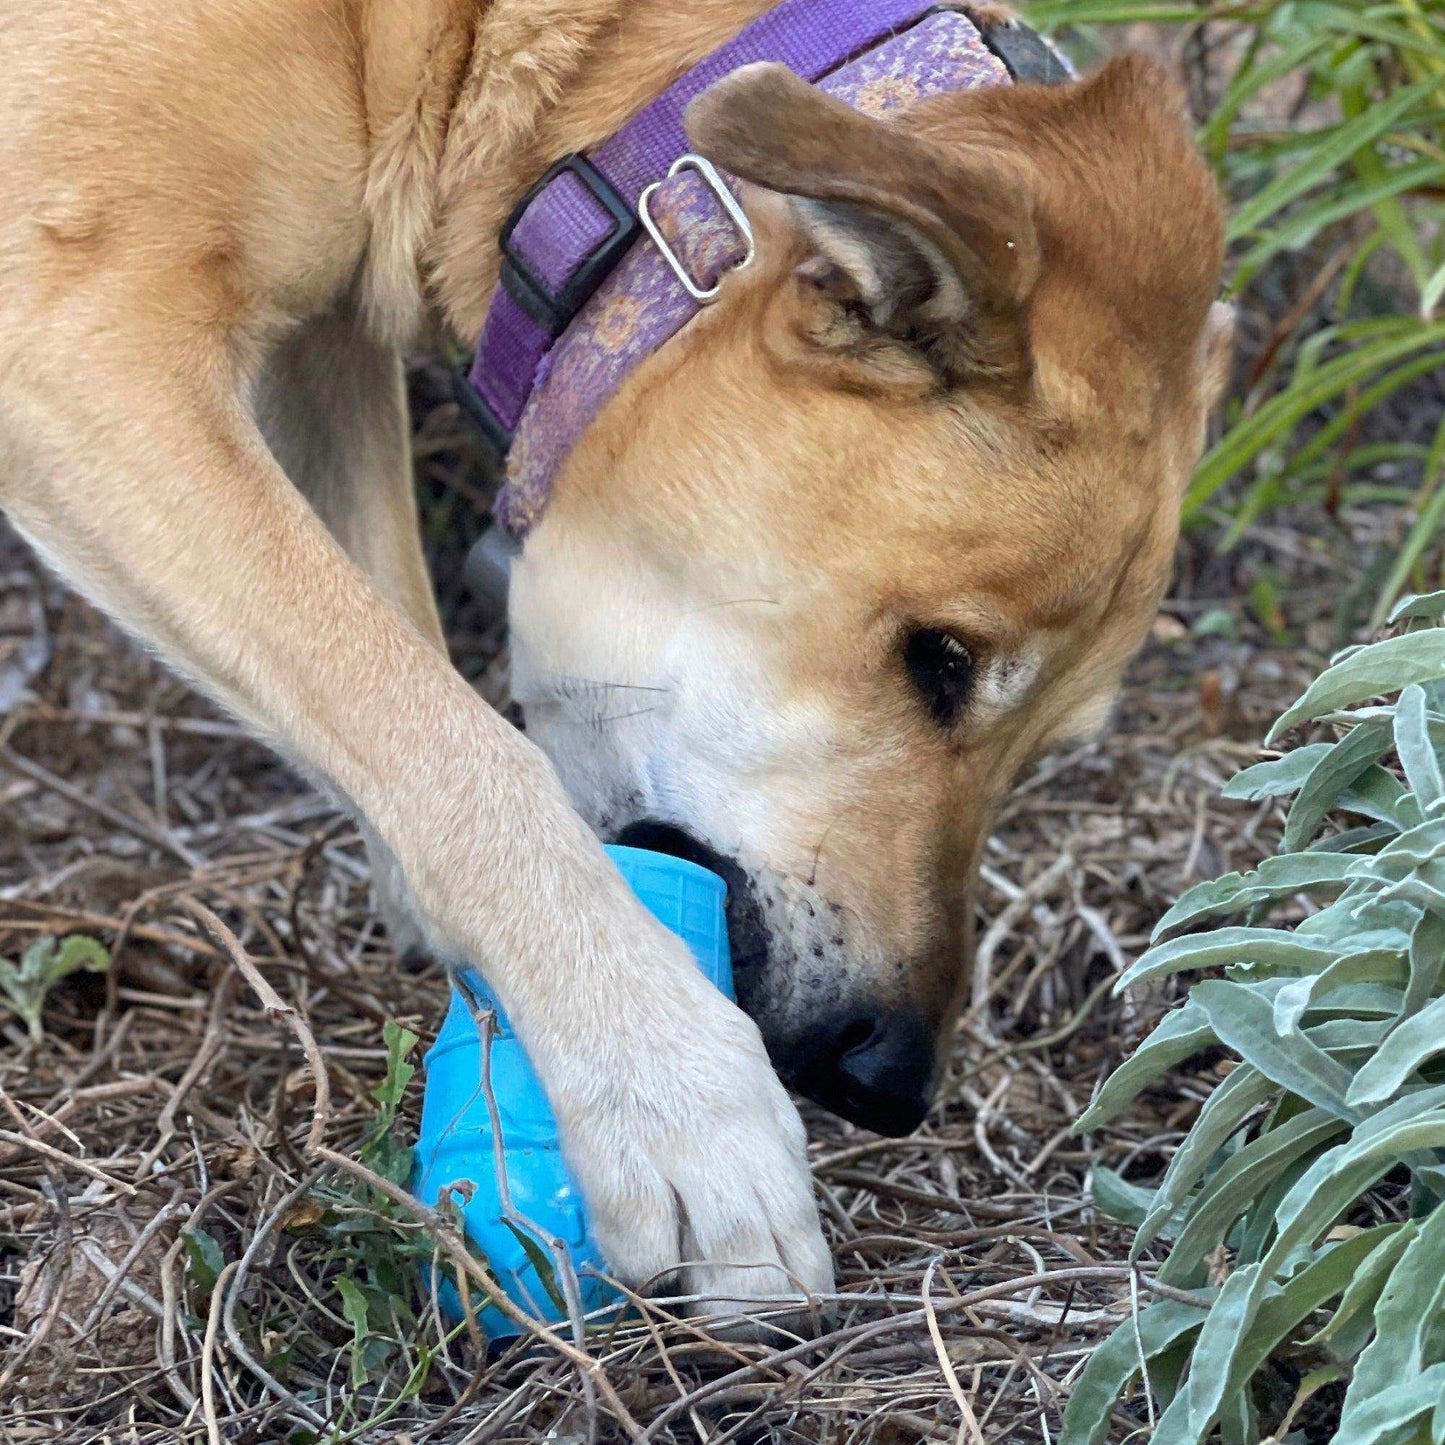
0;363;1349;1443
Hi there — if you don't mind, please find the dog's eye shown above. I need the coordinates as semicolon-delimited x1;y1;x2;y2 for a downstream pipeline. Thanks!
904;627;976;726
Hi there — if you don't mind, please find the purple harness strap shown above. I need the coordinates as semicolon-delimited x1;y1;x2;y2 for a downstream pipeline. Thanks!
467;2;1012;541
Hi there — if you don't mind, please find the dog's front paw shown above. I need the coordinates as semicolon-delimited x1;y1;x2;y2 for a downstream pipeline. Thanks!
548;954;834;1327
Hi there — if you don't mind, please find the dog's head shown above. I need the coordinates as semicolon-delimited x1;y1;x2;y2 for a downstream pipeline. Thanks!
507;55;1230;1134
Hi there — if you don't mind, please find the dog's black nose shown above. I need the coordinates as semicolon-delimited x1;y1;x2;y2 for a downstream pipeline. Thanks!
787;1011;934;1136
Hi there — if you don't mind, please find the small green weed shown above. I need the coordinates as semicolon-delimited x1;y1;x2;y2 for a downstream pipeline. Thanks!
318;1020;427;1398
361;1018;420;1186
0;934;109;1040
230;1018;443;1433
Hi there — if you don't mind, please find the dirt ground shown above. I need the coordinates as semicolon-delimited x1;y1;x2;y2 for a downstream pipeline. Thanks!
0;361;1348;1442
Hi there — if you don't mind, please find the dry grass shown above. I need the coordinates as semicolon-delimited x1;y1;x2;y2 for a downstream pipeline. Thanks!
0;366;1341;1445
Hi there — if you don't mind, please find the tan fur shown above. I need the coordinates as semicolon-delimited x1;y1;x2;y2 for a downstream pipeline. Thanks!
0;0;1228;1316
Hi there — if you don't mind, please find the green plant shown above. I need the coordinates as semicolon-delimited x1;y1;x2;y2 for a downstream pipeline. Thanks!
1065;594;1445;1444
0;934;109;1040
1027;0;1445;625
361;1018;421;1186
321;1020;426;1395
236;1019;438;1431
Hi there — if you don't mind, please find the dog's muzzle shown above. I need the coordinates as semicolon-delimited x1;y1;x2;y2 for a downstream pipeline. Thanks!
614;820;934;1136
783;1010;934;1136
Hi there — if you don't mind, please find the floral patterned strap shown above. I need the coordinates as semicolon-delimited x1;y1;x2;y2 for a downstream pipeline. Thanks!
471;6;1015;542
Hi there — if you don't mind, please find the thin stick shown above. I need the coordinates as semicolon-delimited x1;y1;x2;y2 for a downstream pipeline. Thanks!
1129;1266;1157;1432
0;743;204;868
636;1265;1150;1443
922;1256;985;1445
0;1128;138;1196
159;1183;238;1412
220;1169;330;1431
176;898;332;1152
80;1188;187;1333
459;980;599;1443
202;1261;239;1445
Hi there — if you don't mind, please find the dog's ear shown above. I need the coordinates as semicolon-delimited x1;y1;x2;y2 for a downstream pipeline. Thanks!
685;63;1038;385
1202;300;1236;412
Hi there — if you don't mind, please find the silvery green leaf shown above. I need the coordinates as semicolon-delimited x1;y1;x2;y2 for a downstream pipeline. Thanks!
1339;1206;1445;1442
1336;1363;1445;1445
1152;854;1357;942
1388;592;1445;625
1306;1017;1393;1051
1284;718;1394;850
1305;1220;1416;1359
1152;1265;1262;1445
1374;861;1445;920
1135;1063;1277;1254
1268;631;1445;744
1237;1153;1324;1270
1157;1106;1346;1286
1403;913;1445;1020
1060;1298;1211;1445
1191;979;1359;1120
1346;995;1445;1106
1148;1334;1196;1414
1222;1230;1401;1421
1260;1097;1445;1282
1218;1384;1254;1445
1296;892;1417;947
1122;929;1338;995
1224;745;1334;802
1091;1167;1157;1227
1219;1381;1254;1439
1354;1202;1445;1391
1300;994;1398;1040
1274;950;1409;1036
1162;1103;1445;1445
1277;981;1402;1027
1395;685;1445;813
1353;817;1445;877
1074;1001;1215;1132
1305;821;1399;855
1340;767;1423;830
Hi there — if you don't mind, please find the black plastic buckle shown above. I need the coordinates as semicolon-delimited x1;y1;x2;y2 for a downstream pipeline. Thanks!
498;153;641;337
452;365;514;457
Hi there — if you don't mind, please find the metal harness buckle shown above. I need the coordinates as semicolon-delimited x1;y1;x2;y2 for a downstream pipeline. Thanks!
637;155;756;304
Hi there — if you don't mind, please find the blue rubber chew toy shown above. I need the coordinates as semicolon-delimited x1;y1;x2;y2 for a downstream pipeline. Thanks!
412;844;734;1338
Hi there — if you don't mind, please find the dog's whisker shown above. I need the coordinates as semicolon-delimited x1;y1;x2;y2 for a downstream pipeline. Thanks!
809;820;843;884
807;811;845;889
547;672;673;696
687;596;783;613
591;706;661;725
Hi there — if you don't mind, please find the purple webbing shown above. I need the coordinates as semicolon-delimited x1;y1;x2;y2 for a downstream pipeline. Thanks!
469;0;943;434
489;9;1011;539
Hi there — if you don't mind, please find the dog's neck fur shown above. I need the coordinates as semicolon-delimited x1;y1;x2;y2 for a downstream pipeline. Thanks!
358;0;782;342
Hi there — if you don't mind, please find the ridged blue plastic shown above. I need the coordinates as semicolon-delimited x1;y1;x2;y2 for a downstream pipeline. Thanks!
411;844;733;1338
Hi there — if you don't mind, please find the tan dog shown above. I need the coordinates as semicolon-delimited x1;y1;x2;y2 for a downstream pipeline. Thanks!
0;0;1229;1318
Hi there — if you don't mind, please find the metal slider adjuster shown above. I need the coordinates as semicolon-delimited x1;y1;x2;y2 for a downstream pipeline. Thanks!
637;154;756;304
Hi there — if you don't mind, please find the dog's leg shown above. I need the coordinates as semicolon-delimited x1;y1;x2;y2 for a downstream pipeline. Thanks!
254;286;442;961
1;336;832;1315
256;288;444;650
